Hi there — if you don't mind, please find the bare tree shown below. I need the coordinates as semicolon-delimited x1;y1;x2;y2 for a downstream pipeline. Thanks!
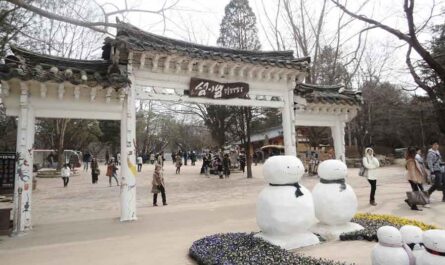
331;0;445;134
4;0;180;34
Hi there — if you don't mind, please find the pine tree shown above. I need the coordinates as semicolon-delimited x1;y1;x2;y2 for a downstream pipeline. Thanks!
217;0;261;51
216;0;261;178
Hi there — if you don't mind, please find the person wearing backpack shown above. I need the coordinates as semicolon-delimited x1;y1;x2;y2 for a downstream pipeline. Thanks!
426;140;445;201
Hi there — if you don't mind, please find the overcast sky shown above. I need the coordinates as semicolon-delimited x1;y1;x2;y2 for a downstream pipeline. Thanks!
96;0;445;91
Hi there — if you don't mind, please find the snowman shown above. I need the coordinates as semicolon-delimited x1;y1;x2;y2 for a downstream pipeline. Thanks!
255;155;319;250
418;229;445;265
311;159;363;240
371;226;414;265
400;225;424;261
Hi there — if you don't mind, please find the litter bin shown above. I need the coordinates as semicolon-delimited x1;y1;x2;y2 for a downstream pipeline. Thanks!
0;208;12;235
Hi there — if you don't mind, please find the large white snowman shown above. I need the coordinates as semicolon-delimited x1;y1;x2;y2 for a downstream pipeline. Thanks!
418;229;445;265
311;159;363;240
255;155;319;250
372;226;413;265
400;225;424;261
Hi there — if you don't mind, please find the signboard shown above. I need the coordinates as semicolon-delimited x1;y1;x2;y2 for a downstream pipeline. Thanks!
189;78;249;99
0;152;16;195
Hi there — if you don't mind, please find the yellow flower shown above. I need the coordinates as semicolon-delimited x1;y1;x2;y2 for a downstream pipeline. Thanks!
354;213;438;230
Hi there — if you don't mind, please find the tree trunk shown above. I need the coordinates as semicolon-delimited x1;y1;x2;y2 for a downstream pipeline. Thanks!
244;107;253;178
55;119;69;170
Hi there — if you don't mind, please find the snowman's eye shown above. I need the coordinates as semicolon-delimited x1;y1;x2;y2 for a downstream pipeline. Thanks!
287;166;289;168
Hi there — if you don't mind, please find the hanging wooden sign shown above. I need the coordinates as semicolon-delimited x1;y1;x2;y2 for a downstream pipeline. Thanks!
189;78;249;99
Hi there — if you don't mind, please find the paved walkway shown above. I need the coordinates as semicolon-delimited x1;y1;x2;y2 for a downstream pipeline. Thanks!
0;163;444;265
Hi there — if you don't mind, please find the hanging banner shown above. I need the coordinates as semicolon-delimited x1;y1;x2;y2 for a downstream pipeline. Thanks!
189;78;249;99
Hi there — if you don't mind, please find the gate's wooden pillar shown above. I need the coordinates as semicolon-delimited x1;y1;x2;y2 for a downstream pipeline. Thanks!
13;82;35;234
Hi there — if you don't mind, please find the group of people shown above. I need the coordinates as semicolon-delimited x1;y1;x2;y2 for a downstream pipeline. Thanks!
199;151;244;179
60;155;100;187
361;140;444;211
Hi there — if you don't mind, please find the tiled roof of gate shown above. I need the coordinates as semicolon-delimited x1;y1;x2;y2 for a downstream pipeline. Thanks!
294;83;362;105
105;21;310;70
0;45;130;89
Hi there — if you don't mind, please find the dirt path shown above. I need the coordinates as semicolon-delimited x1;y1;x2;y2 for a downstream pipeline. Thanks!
0;163;444;265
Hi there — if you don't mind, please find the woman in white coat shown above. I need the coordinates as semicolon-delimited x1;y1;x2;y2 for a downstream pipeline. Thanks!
363;147;380;206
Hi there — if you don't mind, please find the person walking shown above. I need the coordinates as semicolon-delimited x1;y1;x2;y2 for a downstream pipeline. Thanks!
427;140;445;201
239;153;246;174
61;163;71;187
405;146;428;211
149;153;155;165
175;154;182;174
363;147;380;206
91;157;100;184
191;151;196;166
105;150;110;165
223;153;231;178
214;155;223;179
171;152;176;164
183;151;188;166
137;155;143;172
106;158;119;187
152;164;167;206
83;152;91;171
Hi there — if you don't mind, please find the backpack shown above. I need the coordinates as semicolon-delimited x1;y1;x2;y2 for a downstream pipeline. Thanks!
425;151;440;170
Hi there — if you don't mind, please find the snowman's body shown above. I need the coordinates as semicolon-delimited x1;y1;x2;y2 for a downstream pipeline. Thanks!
311;160;363;240
256;156;319;250
418;230;445;265
372;226;411;265
400;225;424;261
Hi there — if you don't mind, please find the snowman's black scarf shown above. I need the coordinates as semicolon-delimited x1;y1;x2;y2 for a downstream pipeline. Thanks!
269;182;304;197
425;246;445;256
319;178;346;191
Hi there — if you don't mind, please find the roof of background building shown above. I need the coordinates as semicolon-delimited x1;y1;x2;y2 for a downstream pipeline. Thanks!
104;20;310;70
0;45;129;89
294;83;362;105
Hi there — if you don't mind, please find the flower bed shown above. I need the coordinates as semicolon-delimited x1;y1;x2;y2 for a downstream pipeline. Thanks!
340;213;438;241
189;232;351;265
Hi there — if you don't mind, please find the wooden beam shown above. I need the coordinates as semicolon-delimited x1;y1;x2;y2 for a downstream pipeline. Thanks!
152;54;160;71
58;83;65;100
74;86;80;100
175;57;185;73
139;53;146;70
90;87;97;102
136;89;285;108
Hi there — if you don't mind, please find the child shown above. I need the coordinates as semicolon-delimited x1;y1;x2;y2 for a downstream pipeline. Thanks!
152;164;167;206
61;163;71;187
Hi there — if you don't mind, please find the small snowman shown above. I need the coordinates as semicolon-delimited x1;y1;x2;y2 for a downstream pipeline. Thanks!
372;226;414;265
311;159;363;240
418;229;445;265
400;225;424;261
255;155;319;250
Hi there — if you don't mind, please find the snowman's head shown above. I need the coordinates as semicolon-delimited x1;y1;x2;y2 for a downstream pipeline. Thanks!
400;225;423;244
263;155;304;184
377;226;403;246
317;159;347;180
423;230;445;252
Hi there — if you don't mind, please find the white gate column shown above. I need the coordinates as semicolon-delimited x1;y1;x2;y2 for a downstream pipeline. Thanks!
13;82;35;234
120;86;137;221
331;121;346;162
282;89;297;156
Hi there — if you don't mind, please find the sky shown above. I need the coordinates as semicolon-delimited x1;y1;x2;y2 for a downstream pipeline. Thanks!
94;0;444;92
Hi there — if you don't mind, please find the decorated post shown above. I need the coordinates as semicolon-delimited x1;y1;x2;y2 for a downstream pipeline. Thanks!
13;82;35;234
